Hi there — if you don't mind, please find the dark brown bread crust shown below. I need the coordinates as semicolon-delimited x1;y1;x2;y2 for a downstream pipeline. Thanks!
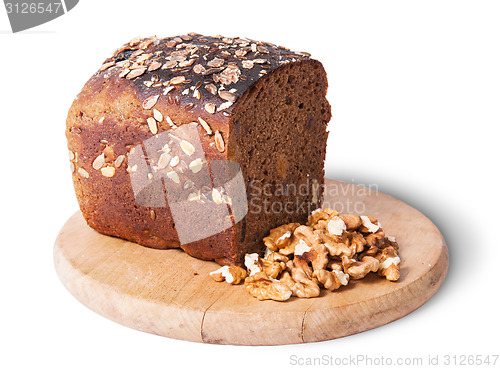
66;34;330;266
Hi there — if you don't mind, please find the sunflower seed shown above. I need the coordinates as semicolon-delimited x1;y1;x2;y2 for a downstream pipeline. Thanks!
101;166;116;178
187;191;201;201
207;58;225;68
126;67;147;79
148;61;162;71
219;101;233;110
242;60;254;69
219;90;237;102
235;48;247;57
205;103;216;114
92;153;106;170
170;76;186;85
212;188;223;204
119;68;130;78
161;143;171;153
183;179;195;189
157;152;171;169
143;95;160;109
180;140;195;156
77;167;89;178
136;53;152;63
257;45;269;53
192;63;206;74
139;39;153;49
100;61;115;71
166;40;177;48
179;59;195;67
205;83;217;95
166;116;176;128
163;86;175;95
169;155;180;167
198;117;212;135
130;49;144;56
189;158;204;173
215;130;225;152
166;171;180;184
153;109;163;122
147;117;158;134
162;60;178;69
114;155;126;168
115;60;129;68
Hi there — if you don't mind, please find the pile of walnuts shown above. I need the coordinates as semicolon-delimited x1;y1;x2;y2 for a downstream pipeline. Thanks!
210;208;401;302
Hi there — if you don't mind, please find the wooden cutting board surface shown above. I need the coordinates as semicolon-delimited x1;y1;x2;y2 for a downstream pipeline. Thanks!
54;179;448;345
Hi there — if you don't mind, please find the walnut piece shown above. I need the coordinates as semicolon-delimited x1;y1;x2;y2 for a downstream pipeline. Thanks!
294;225;329;270
376;246;401;281
365;231;387;248
342;256;380;279
313;269;349;291
307;208;339;227
260;258;286;279
210;265;247;284
359;215;380;233
316;229;355;258
263;223;300;252
265;251;289;263
290;266;321;298
244;272;292;301
339;214;362;230
279;269;320;298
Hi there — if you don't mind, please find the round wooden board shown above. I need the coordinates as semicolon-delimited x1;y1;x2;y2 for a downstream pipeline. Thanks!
54;179;448;345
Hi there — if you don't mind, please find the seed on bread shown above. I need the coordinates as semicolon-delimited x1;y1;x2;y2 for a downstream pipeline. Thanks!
198;117;212;135
219;90;237;102
92;153;106;170
170;76;186;85
205;103;216;114
147;117;158;134
101;166;116;178
126;67;147;79
143;95;160;110
214;130;225;152
77;167;89;178
153;109;163;122
180;140;195;156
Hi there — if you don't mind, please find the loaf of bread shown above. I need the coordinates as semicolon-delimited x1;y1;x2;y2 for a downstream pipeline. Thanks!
66;33;331;266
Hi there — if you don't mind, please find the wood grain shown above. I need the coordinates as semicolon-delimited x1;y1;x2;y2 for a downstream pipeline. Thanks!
54;180;448;345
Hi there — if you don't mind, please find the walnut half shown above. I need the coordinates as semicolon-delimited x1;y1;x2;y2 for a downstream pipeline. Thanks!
244;272;293;301
313;269;350;291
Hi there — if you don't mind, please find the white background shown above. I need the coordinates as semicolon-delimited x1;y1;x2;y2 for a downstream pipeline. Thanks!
1;1;499;368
